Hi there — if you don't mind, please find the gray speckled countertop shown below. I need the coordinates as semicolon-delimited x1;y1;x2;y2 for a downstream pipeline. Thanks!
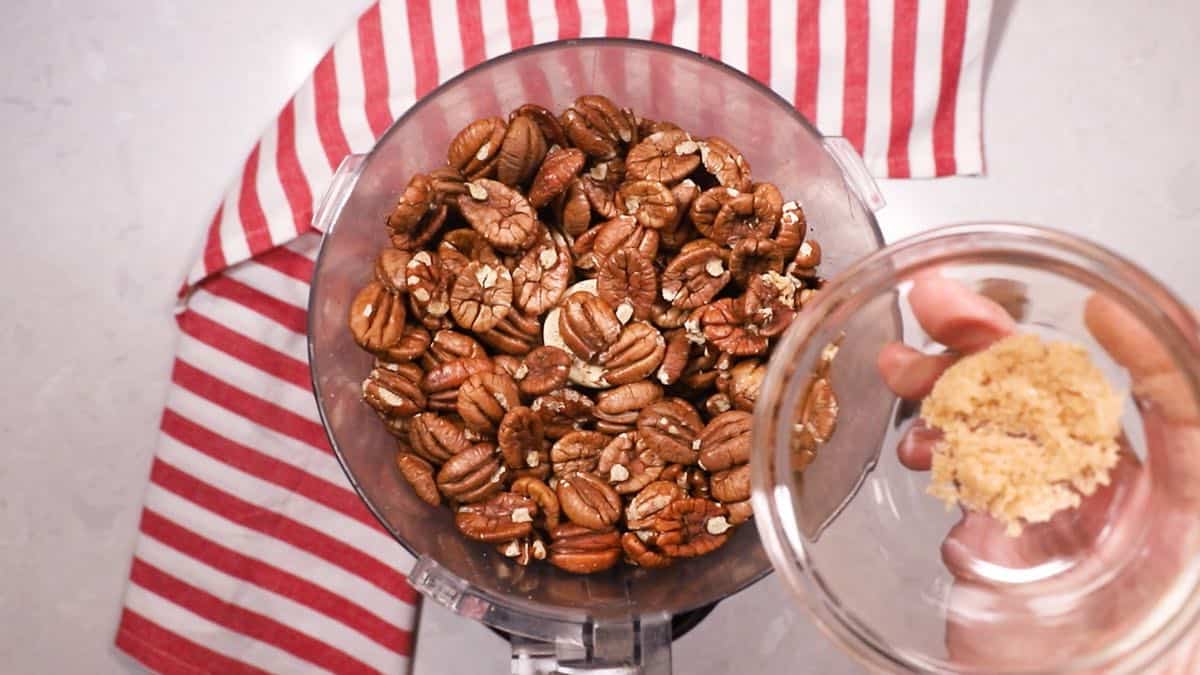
2;1;1197;672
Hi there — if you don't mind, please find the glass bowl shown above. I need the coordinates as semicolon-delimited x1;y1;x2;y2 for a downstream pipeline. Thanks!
752;223;1200;674
307;38;884;670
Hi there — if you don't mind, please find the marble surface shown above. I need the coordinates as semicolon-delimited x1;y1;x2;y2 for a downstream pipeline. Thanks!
1;1;1197;673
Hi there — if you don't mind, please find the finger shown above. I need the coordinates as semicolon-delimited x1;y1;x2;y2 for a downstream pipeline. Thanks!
876;343;958;400
909;276;1017;354
1084;294;1175;379
896;418;940;470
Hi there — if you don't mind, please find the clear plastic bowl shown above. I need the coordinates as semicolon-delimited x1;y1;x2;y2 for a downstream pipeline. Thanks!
307;39;884;671
752;223;1200;674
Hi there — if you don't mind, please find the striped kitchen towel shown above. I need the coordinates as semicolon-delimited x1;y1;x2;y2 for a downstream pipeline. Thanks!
115;1;993;673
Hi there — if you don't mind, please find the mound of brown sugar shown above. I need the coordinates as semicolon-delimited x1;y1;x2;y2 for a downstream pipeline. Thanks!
922;333;1123;536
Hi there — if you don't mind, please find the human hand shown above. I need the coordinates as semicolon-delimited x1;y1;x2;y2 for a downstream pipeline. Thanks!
875;274;1200;673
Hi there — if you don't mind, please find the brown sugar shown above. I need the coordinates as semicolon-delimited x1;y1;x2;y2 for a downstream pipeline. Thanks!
921;334;1123;536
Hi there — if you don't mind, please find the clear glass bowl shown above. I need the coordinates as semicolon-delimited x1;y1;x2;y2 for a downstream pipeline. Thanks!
307;38;884;671
752;223;1200;674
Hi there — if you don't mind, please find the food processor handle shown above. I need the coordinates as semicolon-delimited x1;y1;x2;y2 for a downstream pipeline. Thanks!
312;154;368;234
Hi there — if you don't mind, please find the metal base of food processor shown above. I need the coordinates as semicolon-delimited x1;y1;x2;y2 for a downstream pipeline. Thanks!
485;602;717;644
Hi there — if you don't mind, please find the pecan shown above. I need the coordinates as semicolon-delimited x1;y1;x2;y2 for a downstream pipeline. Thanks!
651;302;690;330
422;329;487;370
455;492;537;543
725;359;766;412
439;228;501;279
557;292;621;361
775;200;807;259
742;272;800;338
625;480;685;530
598;321;666;385
497;406;544;469
408;412;471;464
374;248;413;293
492;355;523;380
660;242;730;309
429;166;469;203
562;95;634;159
421;357;493;411
556;471;622;530
496;114;548;187
348;280;407;354
456;372;520;435
596;249;657;323
511;231;571;315
547;523;621;574
596;381;663;416
598;432;664;495
698;299;768;356
447;117;507;179
636;398;704;464
558;178;593;237
450;261;513;332
697;410;752;472
698;137;752;191
586;155;625;188
655;329;690;385
711;464;751;503
476;307;541;355
730;237;785;286
580;176;619;220
617;180;678;230
801;376;838;443
438;443;505;503
653;497;731;558
457;179;541;253
510;476;560;529
790;238;822;271
592;215;659;263
516;345;571;397
621;531;672;569
388;174;449;250
396;452;441;506
362;362;425;418
531;388;595;439
625;129;701;185
511;103;566;144
726;499;753;525
375;325;431;363
528;146;585;208
550;430;609;476
405;251;452;328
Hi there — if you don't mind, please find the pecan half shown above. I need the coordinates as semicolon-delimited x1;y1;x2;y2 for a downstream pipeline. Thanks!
528;146;585;208
625;129;701;185
513;103;568;147
725;358;766;412
437;443;504;503
450;261;513;332
497;406;544;469
558;292;621;361
698;137;752;191
653;497;731;558
596;249;657;322
730;237;785;286
698;299;768;356
598;321;666;385
348;281;407;354
422;329;487;370
696;410;752;472
362;362;426;418
625;480;685;530
496;114;548;187
775;200;807;259
476;308;541;355
421;357;493;411
636;398;704;465
374;248;413;293
510;476;560;530
531;388;595;439
660;242;730;309
592;215;659;264
408;412;471;464
558;178;593;237
448;117;507;179
455;492;537;543
388;174;449;250
405;251;452;328
547;523;621;574
457;179;541;253
557;471;622;530
617;180;678;230
456;372;521;435
598;431;665;495
621;531;672;569
396;452;441;506
511;232;571;316
550;430;609;476
710;464;751;503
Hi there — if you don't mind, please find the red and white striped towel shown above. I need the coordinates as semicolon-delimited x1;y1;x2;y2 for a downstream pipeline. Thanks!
116;1;993;673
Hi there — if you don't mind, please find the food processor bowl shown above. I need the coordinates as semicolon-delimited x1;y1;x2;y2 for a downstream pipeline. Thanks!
308;38;885;673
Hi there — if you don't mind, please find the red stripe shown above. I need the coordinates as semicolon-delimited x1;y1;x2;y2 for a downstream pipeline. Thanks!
506;0;534;48
313;51;353;171
651;0;674;43
129;558;379;674
842;0;870;154
177;310;310;390
140;509;413;656
159;409;375;527
697;0;721;59
237;143;273;255
555;0;581;38
888;0;918;177
254;245;315;285
933;0;968;176
200;275;307;335
746;0;770;84
603;0;629;37
161;408;367;518
275;101;314;236
149;458;419;605
171;358;329;452
456;0;487;67
358;3;393;139
202;205;227;278
117;608;270;675
794;1;820;123
407;0;440;96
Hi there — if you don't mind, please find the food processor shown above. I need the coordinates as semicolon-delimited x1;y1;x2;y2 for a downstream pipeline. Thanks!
307;39;889;673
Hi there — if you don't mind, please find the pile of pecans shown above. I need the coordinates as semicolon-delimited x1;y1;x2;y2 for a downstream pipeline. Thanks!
347;95;825;574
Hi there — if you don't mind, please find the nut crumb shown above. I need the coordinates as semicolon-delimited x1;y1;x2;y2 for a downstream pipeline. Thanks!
922;334;1122;536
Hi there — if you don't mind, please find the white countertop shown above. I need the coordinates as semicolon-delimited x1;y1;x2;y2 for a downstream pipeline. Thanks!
2;1;1197;673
